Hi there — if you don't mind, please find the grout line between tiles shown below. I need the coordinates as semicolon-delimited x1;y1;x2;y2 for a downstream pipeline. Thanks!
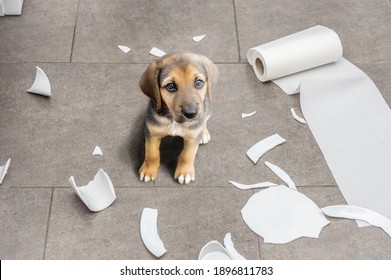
4;184;340;189
0;61;249;65
232;0;242;63
42;187;54;260
2;61;391;66
69;0;81;63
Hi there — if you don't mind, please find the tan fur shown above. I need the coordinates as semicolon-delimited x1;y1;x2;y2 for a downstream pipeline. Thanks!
138;52;218;184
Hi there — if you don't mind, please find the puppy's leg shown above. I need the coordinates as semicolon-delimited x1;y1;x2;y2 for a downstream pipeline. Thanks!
174;137;199;184
139;136;161;182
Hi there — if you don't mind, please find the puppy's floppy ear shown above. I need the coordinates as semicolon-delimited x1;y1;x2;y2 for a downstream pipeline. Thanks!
139;60;162;109
201;56;219;100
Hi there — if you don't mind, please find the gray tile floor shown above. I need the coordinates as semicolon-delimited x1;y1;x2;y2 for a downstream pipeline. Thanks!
1;0;391;259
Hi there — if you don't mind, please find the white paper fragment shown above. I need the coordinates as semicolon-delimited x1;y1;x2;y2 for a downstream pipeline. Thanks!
27;66;51;97
0;158;11;184
264;161;296;190
198;240;232;260
242;111;257;119
92;146;103;156
229;180;277;190
149;47;166;58
117;45;131;53
68;169;116;212
223;233;246;260
246;134;286;164
242;185;330;244
140;208;167;258
193;35;206;42
290;108;307;124
322;205;391;238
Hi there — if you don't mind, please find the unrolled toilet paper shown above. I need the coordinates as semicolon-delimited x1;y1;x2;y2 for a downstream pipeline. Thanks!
247;25;391;225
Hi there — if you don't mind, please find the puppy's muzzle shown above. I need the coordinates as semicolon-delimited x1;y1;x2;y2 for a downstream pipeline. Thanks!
181;105;198;120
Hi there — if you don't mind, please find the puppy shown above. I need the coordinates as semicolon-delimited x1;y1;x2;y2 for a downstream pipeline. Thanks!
138;52;219;184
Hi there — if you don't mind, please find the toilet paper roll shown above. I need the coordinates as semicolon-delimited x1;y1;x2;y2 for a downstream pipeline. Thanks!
247;25;343;82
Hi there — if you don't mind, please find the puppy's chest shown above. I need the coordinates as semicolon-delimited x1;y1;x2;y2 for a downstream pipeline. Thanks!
167;121;183;137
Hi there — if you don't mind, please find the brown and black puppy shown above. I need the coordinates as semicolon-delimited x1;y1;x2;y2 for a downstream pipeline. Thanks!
139;52;219;184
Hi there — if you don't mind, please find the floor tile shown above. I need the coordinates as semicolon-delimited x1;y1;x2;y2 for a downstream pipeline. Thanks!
0;188;52;259
72;0;239;63
45;187;259;259
259;186;391;259
235;0;391;63
0;63;148;187
0;0;78;63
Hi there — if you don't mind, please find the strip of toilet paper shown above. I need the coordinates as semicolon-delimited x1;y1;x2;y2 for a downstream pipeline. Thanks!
247;25;391;225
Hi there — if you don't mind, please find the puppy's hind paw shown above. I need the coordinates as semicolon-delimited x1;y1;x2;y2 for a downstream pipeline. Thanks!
199;129;211;144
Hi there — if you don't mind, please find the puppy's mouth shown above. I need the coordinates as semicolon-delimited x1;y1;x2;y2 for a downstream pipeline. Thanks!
173;112;201;123
173;114;196;123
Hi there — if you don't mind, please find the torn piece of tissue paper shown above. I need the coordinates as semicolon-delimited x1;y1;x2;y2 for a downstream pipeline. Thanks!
140;208;167;258
229;180;277;190
193;35;206;42
322;205;391;238
199;233;245;260
264;161;296;190
117;45;131;53
68;169;116;212
290;108;307;124
223;233;246;260
149;47;166;58
242;111;257;119
241;185;330;244
198;240;232;260
246;134;286;164
27;66;51;97
92;146;103;156
0;158;11;184
247;25;391;225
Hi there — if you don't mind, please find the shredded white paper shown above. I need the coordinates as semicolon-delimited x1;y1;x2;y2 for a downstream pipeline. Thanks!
229;180;277;190
140;208;167;258
265;161;296;190
193;35;206;42
290;108;307;124
117;45;131;53
242;111;257;119
0;158;11;184
92;146;103;156
149;47;166;58
246;134;286;164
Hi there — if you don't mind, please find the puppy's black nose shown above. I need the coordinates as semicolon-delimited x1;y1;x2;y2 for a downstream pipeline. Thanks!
182;106;198;119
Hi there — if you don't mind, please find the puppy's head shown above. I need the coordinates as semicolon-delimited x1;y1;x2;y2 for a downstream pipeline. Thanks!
139;52;219;123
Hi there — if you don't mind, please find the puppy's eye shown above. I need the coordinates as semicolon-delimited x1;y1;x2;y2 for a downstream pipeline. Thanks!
195;79;204;89
165;83;177;93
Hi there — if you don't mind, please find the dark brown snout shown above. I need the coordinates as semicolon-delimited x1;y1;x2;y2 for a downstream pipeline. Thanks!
181;105;198;119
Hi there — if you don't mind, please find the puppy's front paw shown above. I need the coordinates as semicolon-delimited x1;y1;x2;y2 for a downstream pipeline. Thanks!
174;165;195;185
139;161;159;183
